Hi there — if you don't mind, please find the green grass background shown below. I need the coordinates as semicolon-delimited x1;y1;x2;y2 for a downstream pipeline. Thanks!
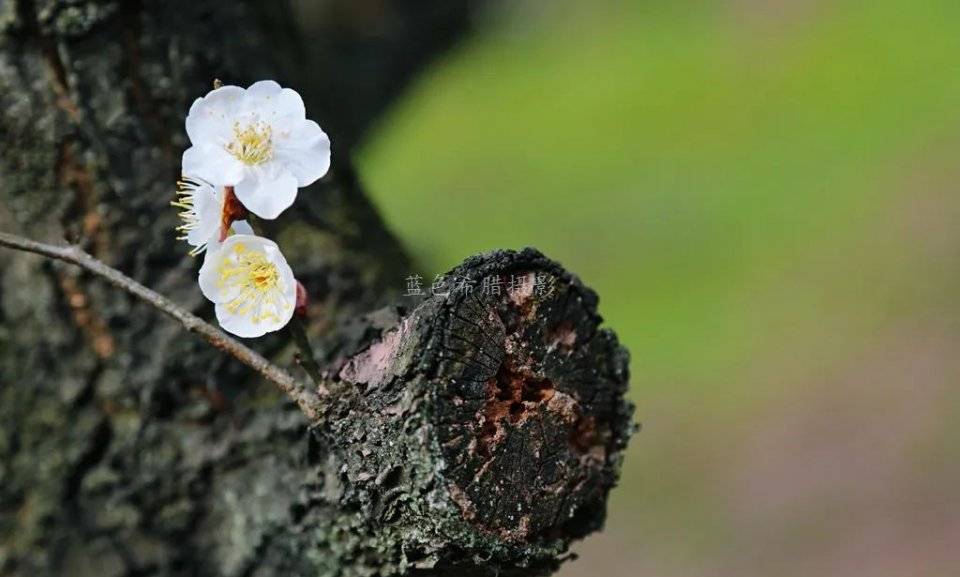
357;1;960;574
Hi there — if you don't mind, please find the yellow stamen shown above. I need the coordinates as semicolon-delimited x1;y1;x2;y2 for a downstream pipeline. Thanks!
217;243;285;324
171;178;207;256
226;120;273;166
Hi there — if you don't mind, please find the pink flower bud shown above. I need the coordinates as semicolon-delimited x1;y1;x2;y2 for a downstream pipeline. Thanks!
295;280;309;318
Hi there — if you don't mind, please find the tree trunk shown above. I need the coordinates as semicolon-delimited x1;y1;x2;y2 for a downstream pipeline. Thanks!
0;2;634;576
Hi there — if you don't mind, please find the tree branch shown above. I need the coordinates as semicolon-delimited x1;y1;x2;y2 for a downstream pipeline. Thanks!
0;231;325;420
287;316;324;386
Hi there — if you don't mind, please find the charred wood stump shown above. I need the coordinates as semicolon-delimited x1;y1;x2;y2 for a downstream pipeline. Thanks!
318;248;634;575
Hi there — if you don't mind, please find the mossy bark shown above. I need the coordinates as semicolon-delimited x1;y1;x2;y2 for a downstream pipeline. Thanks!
0;2;634;576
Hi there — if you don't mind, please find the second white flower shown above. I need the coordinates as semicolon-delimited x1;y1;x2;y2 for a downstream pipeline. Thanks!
198;234;297;338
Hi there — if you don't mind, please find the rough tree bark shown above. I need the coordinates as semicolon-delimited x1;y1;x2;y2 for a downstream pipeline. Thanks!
0;2;634;577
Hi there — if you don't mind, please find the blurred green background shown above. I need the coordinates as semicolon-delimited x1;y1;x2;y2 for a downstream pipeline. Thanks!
357;1;960;575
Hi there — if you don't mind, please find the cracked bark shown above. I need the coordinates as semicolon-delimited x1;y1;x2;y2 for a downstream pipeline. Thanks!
0;2;634;576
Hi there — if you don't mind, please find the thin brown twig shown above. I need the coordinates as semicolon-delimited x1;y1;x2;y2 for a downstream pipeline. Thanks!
288;316;324;385
0;231;326;421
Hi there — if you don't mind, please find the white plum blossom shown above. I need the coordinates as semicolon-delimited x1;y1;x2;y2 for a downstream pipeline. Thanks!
172;177;252;256
176;80;325;338
183;80;331;220
198;234;297;338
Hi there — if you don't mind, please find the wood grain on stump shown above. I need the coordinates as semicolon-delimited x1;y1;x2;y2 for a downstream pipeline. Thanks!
327;249;634;575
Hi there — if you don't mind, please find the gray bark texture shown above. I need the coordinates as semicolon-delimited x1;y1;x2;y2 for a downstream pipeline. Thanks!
0;1;635;576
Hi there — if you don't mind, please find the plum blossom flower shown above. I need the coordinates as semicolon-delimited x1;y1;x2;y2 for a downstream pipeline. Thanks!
172;177;252;256
198;234;297;338
183;80;331;220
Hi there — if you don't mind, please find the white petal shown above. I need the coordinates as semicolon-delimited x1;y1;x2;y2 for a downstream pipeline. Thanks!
185;85;244;145
242;80;305;121
200;234;256;303
192;182;222;221
274;88;306;118
224;233;278;253
272;252;298;325
246;80;282;98
265;298;296;329
246;288;296;336
185;226;216;249
277;260;298;315
216;304;270;338
273;115;324;143
275;123;331;187
183;145;245;185
233;167;299;219
198;249;223;302
263;241;297;297
185;183;223;247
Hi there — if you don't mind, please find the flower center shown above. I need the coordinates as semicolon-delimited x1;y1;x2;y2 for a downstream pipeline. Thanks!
226;121;273;166
220;244;279;292
249;261;279;290
218;243;283;322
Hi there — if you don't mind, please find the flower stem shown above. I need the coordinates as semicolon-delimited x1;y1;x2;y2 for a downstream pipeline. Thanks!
288;316;324;386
